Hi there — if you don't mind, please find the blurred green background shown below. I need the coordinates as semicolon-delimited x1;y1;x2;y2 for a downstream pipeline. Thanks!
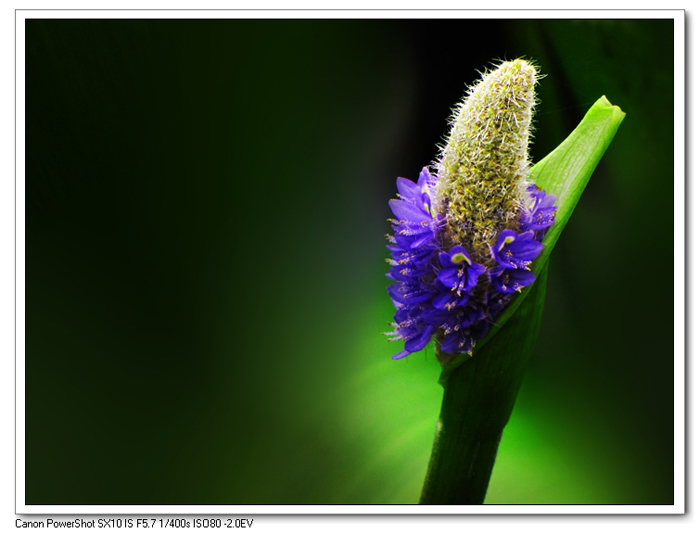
25;18;674;504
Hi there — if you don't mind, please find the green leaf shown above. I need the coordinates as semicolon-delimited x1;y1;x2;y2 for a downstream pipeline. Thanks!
439;96;625;383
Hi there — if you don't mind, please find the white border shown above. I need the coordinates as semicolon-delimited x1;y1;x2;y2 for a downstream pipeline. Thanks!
672;8;686;518
15;9;685;516
16;7;27;518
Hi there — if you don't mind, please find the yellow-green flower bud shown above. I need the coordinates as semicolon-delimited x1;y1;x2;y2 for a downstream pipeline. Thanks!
435;59;538;267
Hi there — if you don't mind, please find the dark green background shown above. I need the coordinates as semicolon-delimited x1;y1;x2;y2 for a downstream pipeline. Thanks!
25;19;675;504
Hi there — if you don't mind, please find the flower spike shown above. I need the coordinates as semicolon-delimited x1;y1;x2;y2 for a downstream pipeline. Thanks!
385;60;557;363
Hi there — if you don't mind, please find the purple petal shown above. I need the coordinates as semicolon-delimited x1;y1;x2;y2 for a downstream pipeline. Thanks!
410;232;437;249
537;193;557;210
440;331;463;353
528;207;557;230
391;350;411;360
510;269;536;288
448;245;471;264
396;177;420;202
461;305;484;328
437;267;460;289
490;268;536;293
487;292;511;316
466;262;487;288
393;232;416;250
422;308;453;326
433;291;459;310
487;296;506;315
405;326;434;352
493;231;542;268
389;282;429;303
416;167;433;193
441;331;474;354
389;266;412;282
389;199;431;223
456;292;472;307
421;192;433;211
494;230;518;252
439;245;472;268
439;252;454;269
507;240;542;262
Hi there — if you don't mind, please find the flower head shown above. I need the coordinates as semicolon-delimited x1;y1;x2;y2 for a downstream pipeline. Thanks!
386;60;558;363
436;59;538;265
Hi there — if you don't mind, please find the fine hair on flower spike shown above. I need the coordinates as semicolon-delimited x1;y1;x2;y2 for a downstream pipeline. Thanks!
386;59;558;365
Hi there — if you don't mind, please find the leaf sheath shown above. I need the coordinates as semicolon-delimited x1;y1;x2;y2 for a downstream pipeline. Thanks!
420;263;549;504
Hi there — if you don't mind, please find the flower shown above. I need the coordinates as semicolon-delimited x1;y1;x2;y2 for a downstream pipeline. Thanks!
434;246;487;311
386;60;558;363
385;168;443;360
491;230;542;270
524;188;558;231
489;266;536;294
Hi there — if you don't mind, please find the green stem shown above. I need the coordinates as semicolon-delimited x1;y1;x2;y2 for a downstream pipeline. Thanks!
420;263;549;504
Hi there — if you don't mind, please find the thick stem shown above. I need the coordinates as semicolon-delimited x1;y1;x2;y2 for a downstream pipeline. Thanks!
420;264;549;504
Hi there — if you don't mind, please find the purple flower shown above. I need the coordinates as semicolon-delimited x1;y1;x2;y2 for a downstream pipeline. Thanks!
441;329;475;355
423;303;482;332
387;278;434;304
486;291;511;317
491;230;542;270
423;305;482;355
489;267;536;294
386;169;557;359
386;168;444;359
437;246;487;294
388;167;441;250
433;246;487;311
387;305;436;360
523;189;557;231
